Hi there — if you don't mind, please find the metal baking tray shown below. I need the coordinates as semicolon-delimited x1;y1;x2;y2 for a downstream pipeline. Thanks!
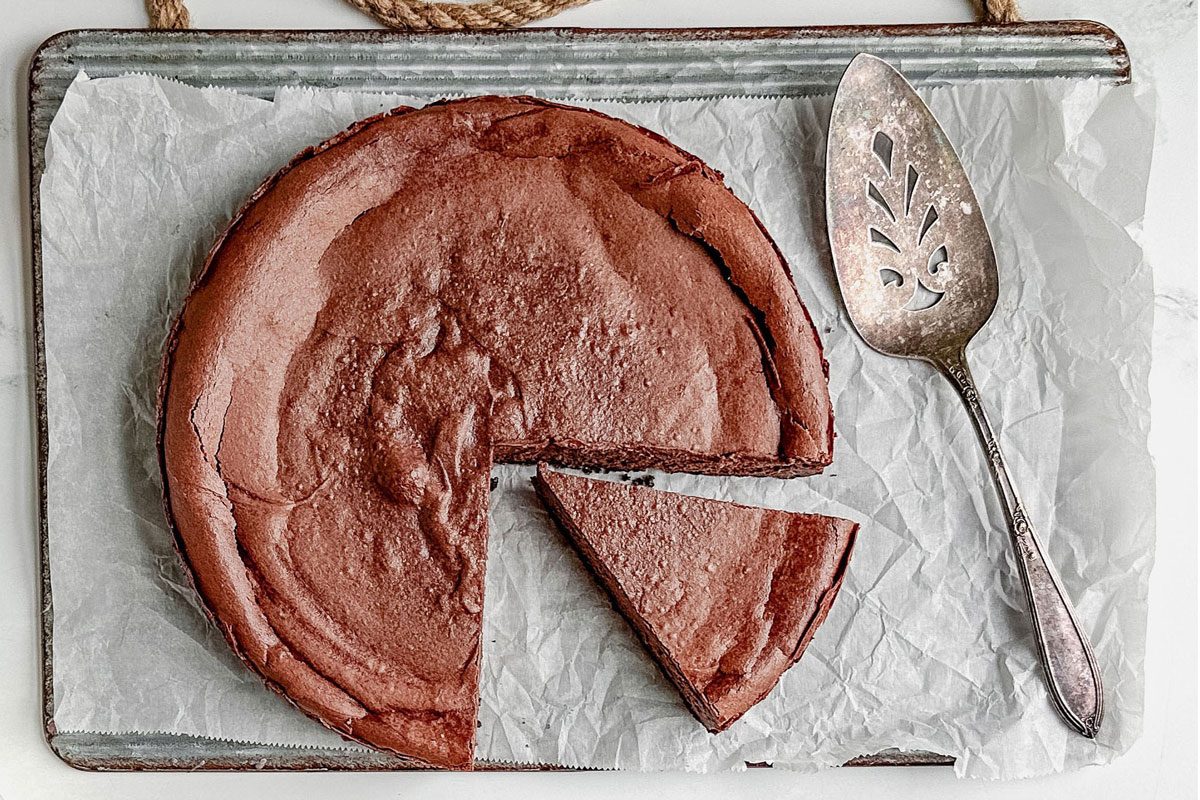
28;22;1130;772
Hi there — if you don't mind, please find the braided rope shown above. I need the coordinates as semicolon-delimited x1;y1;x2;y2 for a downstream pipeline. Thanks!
975;0;1023;24
145;0;595;30
145;0;190;29
342;0;595;30
146;0;1023;37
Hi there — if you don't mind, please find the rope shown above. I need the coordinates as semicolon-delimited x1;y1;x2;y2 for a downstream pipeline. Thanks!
145;0;190;30
145;0;595;30
147;0;1023;35
974;0;1023;24
342;0;595;31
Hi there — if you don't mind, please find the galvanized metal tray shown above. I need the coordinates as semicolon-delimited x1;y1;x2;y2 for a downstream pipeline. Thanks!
28;22;1130;772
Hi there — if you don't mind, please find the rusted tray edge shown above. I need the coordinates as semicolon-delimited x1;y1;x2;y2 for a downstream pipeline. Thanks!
50;732;953;772
29;21;1130;774
32;20;1130;51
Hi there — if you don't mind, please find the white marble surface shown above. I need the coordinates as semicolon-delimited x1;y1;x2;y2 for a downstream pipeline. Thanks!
0;1;1193;798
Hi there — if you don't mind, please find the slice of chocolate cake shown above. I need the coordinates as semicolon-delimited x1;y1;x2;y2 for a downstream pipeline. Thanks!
534;466;858;732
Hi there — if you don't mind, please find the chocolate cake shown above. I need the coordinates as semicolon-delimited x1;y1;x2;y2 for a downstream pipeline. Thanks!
533;467;857;732
159;96;833;768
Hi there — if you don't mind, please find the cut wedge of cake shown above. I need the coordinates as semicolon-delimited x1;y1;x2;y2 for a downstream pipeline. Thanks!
534;466;858;732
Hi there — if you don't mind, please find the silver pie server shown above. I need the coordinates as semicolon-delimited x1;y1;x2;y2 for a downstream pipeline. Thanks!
825;53;1103;738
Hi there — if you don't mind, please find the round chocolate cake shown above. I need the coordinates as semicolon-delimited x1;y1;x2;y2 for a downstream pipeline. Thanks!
159;96;833;768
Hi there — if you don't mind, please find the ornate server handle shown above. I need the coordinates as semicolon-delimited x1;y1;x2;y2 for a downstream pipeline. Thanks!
934;348;1103;738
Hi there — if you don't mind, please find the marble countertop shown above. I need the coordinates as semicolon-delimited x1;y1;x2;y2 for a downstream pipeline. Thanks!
0;1;1193;798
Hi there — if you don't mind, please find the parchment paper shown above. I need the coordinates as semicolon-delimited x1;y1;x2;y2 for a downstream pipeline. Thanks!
41;71;1157;779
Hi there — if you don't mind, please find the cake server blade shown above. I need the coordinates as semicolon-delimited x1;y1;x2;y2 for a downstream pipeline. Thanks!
825;53;1104;738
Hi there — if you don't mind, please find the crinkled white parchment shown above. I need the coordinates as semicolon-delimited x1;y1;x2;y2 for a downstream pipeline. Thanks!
41;72;1156;779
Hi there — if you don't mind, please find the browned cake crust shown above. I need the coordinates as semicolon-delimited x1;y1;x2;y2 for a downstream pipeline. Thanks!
158;96;833;768
533;467;857;732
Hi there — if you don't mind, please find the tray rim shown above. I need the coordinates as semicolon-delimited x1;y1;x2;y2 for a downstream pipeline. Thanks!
29;21;1133;105
30;19;1130;49
28;20;1127;774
